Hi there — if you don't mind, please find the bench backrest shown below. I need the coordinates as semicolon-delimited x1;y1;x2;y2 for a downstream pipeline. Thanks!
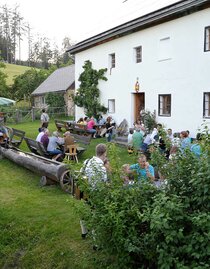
55;119;75;132
74;123;87;130
71;123;90;135
38;141;50;157
71;133;91;146
8;127;25;147
24;137;41;155
24;137;52;158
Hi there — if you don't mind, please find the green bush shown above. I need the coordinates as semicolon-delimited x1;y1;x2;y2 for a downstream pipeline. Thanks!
78;134;210;268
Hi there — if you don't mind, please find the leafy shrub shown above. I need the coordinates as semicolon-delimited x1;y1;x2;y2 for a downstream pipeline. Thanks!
78;135;210;269
140;110;157;133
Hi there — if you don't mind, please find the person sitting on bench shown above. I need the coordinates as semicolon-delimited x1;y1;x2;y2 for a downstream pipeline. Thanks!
0;120;9;144
47;131;63;155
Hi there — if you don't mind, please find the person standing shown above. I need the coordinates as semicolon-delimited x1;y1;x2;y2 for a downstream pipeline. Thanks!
40;109;50;128
132;129;143;151
83;143;108;188
80;143;108;239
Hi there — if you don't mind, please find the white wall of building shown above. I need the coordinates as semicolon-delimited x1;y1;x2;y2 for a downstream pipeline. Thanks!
74;8;210;137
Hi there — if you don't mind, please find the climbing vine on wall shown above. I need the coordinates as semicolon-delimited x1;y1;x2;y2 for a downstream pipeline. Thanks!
73;60;108;119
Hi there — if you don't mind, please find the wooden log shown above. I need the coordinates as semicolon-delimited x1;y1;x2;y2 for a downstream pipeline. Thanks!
0;146;67;182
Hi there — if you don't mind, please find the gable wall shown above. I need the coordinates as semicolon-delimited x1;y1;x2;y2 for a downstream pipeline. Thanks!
75;8;210;137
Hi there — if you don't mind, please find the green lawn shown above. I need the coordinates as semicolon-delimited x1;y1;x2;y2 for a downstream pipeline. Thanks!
0;120;134;268
1;63;33;85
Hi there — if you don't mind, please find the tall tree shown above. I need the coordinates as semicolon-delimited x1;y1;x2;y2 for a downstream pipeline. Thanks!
1;5;12;62
73;60;108;118
0;61;9;97
61;36;74;64
39;37;52;69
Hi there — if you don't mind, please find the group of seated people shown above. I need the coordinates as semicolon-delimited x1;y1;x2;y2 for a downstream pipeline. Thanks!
36;127;75;159
82;143;159;192
77;115;116;141
127;121;203;159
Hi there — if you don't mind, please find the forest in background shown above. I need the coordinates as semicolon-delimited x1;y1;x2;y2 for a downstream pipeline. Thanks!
0;3;74;69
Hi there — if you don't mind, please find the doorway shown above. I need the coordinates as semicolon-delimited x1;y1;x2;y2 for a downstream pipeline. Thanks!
133;92;145;122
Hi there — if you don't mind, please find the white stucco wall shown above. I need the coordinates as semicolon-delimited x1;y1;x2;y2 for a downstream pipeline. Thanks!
74;8;210;137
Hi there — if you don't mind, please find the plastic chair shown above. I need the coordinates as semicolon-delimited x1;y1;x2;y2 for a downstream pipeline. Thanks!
65;144;78;163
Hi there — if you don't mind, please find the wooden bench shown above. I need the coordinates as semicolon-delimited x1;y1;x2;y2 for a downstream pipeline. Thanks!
6;127;25;148
24;137;50;157
24;137;65;162
24;137;59;160
55;119;74;132
71;133;91;154
71;123;90;135
113;136;128;147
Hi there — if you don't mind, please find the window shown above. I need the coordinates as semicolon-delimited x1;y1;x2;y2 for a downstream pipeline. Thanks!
204;26;210;51
109;53;115;68
108;99;115;113
41;96;45;105
134;46;142;63
203;92;210;117
158;94;171;116
158;37;171;61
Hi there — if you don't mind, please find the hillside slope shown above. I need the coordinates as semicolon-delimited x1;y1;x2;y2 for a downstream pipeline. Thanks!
0;63;33;85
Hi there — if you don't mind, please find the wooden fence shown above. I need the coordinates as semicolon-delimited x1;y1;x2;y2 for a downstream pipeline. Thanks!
0;106;75;124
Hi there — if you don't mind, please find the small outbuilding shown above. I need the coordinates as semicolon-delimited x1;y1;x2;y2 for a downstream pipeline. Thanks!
31;65;75;116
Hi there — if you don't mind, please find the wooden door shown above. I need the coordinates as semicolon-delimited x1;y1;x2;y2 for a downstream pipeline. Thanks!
134;92;145;122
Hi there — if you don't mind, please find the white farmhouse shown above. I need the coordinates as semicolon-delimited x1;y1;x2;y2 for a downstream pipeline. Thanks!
67;0;210;137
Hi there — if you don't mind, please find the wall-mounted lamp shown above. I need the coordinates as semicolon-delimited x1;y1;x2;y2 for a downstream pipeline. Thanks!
135;77;140;92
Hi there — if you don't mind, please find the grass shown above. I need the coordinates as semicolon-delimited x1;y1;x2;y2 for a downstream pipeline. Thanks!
1;63;33;86
0;120;135;268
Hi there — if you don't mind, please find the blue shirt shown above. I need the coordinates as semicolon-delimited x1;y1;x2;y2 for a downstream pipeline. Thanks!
129;164;154;181
190;143;201;158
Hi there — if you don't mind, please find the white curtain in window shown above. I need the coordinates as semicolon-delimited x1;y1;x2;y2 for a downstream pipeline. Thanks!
204;93;209;116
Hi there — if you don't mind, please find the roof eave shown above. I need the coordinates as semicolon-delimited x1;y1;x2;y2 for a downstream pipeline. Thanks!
67;0;210;54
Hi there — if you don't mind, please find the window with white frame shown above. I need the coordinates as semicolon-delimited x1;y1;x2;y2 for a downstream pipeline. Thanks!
158;37;171;61
109;53;115;68
204;26;210;51
203;92;210;117
158;94;171;116
134;46;142;63
108;99;115;113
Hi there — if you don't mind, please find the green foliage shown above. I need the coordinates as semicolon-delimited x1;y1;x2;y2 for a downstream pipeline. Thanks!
73;60;108;118
11;68;50;103
140;110;157;133
78;133;210;268
45;92;65;108
0;62;9;97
